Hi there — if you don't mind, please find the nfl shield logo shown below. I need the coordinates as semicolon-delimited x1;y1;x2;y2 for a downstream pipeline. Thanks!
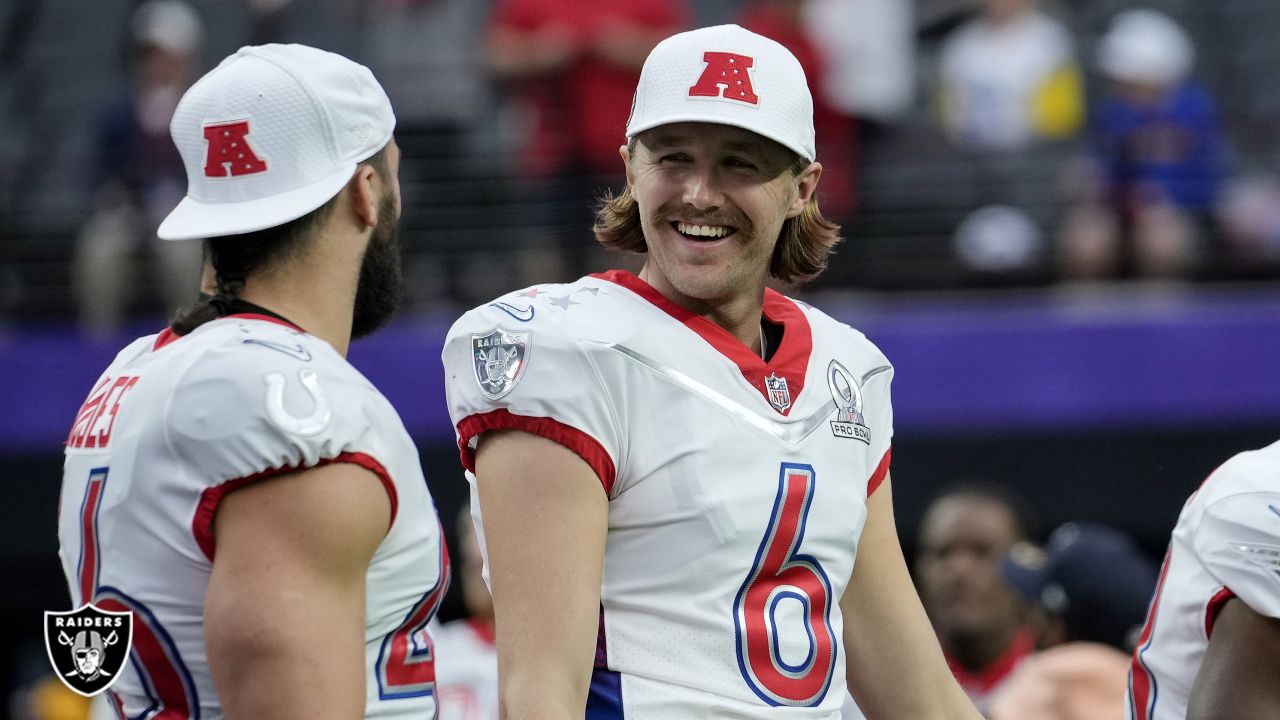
472;328;532;400
764;373;791;412
45;604;132;697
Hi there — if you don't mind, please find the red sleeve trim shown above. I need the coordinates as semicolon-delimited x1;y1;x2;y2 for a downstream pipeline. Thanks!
153;327;179;351
191;451;397;562
867;447;892;497
1204;586;1236;638
456;409;616;496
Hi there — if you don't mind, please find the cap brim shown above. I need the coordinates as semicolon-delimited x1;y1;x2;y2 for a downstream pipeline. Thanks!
626;114;814;161
158;163;357;241
1000;553;1048;601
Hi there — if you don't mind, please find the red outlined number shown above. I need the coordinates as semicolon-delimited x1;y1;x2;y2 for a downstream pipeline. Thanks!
376;530;452;700
74;469;200;718
76;468;109;605
733;463;837;707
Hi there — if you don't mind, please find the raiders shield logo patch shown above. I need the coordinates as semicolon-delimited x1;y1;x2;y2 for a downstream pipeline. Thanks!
472;328;532;400
827;360;870;443
45;604;132;696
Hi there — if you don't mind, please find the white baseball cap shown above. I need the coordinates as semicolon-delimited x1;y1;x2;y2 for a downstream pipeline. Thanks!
626;24;816;161
1097;9;1194;87
158;44;396;241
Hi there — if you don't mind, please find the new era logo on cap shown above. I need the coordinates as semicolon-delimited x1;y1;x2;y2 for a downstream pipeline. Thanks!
202;120;268;178
626;25;816;161
688;51;759;105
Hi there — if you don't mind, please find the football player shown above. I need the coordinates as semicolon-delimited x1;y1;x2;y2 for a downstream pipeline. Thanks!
443;24;982;720
59;44;448;719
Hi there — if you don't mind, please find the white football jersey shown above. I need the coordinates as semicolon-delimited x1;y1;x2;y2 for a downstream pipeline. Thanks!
443;271;894;719
433;619;499;720
1127;440;1280;720
58;313;449;720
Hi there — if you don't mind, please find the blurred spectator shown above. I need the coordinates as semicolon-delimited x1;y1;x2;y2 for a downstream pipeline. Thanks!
915;483;1038;714
485;0;686;282
434;507;498;720
1217;174;1280;277
1002;522;1157;652
936;0;1084;152
9;674;89;720
802;0;915;126
952;204;1047;279
358;0;493;308
1058;9;1226;281
986;522;1159;720
738;1;859;222
71;1;204;336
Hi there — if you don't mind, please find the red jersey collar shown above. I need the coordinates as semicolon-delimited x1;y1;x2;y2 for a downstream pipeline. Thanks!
593;270;813;416
945;626;1037;695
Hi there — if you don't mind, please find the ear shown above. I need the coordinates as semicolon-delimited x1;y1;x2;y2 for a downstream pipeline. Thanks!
620;144;635;189
350;163;380;230
785;161;823;219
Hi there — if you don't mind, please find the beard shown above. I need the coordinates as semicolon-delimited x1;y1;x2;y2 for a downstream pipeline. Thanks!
351;192;404;339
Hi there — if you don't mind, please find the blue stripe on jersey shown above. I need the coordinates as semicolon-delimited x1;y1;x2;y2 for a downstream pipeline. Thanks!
585;667;624;719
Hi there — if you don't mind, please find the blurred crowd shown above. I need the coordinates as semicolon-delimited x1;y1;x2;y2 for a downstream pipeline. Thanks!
0;0;1278;333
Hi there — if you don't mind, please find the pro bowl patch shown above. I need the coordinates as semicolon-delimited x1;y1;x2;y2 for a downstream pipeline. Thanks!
472;328;531;400
827;360;870;443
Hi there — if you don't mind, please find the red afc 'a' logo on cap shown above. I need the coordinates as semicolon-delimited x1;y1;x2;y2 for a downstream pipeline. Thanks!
202;121;268;178
688;51;759;105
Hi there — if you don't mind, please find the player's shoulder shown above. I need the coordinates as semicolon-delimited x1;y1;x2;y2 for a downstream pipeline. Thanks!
1200;441;1280;505
791;295;892;370
447;276;637;349
176;315;353;379
166;317;373;439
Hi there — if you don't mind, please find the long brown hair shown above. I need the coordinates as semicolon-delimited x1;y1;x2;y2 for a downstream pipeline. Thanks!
592;146;842;284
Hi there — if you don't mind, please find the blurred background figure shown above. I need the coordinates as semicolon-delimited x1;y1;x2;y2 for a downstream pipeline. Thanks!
70;0;204;337
1058;8;1226;281
936;0;1083;153
484;0;686;286
736;0;860;225
433;507;498;720
915;483;1038;714
984;522;1158;720
1002;521;1158;652
929;0;1083;286
357;0;494;309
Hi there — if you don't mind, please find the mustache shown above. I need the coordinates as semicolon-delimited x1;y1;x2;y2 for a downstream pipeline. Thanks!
653;205;753;234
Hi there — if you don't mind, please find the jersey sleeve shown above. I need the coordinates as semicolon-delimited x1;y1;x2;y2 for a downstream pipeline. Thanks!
165;330;396;560
1192;459;1280;620
860;356;894;497
442;303;622;495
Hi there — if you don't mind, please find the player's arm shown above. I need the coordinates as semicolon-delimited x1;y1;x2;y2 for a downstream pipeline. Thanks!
1187;597;1280;719
841;475;983;720
204;462;390;720
473;429;609;719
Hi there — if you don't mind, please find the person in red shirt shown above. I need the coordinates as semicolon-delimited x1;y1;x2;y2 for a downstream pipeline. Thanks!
738;0;858;223
486;0;688;279
915;484;1039;714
